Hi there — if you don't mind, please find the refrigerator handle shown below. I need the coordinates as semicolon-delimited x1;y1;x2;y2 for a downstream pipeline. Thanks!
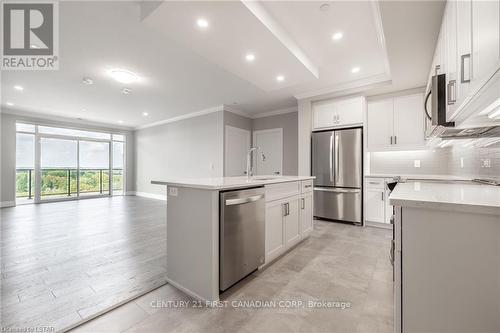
334;133;339;185
329;134;333;182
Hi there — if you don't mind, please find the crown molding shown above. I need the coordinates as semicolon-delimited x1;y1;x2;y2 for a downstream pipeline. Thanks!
135;105;224;130
252;106;298;119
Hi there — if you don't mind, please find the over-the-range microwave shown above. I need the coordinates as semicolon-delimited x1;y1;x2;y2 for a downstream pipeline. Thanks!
424;73;455;138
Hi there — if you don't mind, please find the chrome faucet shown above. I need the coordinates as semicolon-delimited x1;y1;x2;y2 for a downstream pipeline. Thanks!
246;147;266;178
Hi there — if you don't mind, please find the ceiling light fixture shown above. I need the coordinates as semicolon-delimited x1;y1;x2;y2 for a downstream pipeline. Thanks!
109;69;139;84
332;32;343;41
276;75;285;82
82;77;94;85
6;102;14;106
13;85;24;91
351;67;360;73
118;120;124;124
245;53;255;62
122;87;132;95
197;18;209;29
142;112;149;116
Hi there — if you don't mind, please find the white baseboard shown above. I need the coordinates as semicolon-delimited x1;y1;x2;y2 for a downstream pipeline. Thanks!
134;191;166;201
166;277;206;302
365;220;393;229
0;201;15;208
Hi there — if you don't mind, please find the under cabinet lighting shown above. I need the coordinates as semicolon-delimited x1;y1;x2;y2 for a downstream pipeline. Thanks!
13;85;24;91
6;102;14;106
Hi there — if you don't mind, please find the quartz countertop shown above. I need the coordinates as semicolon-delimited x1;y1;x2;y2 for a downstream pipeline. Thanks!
365;173;470;181
389;181;500;215
151;175;315;190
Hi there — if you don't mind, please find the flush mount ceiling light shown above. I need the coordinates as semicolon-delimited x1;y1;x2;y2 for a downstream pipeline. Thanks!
351;67;360;73
276;75;285;82
109;69;138;84
142;112;149;116
332;32;343;41
82;77;94;85
13;85;24;91
121;87;132;95
245;53;255;62
196;18;209;29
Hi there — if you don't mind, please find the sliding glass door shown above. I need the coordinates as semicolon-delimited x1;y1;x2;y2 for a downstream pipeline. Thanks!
15;122;126;204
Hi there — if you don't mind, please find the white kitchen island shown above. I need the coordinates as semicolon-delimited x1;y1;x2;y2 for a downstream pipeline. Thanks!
152;176;315;302
390;181;500;333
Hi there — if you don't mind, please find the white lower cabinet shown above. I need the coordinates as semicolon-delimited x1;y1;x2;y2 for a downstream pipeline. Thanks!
264;181;313;264
364;177;392;228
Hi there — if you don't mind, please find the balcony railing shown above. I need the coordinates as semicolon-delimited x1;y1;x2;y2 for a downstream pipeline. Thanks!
16;168;124;199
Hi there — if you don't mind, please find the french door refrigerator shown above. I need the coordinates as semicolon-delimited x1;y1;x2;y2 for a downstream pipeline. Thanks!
312;128;362;224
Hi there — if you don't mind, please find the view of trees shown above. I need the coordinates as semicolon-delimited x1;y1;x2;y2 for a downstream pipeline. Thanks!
16;169;123;198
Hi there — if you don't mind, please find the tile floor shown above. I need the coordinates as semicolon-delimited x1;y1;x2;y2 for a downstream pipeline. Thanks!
71;220;393;333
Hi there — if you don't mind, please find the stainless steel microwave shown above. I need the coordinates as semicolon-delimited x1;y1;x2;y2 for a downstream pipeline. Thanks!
424;73;455;138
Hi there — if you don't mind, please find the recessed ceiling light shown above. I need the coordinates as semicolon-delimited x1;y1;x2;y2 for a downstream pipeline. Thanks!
6;102;14;106
82;77;94;85
351;67;360;73
118;120;124;124
142;112;149;116
276;75;285;82
245;53;255;62
332;32;343;41
122;87;132;95
109;69;138;84
197;18;209;29
81;108;87;112
13;85;24;91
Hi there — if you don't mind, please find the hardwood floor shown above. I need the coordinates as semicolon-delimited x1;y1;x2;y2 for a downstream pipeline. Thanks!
71;221;394;333
0;196;167;332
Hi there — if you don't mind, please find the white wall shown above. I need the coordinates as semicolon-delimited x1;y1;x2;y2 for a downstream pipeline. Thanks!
134;111;224;196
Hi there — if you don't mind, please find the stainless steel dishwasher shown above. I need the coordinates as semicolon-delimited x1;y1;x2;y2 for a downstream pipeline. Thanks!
220;187;265;291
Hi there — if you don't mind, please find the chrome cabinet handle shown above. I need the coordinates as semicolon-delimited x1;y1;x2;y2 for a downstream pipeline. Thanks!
461;54;471;83
390;240;395;266
304;184;312;188
394;136;397;145
287;203;290;216
301;198;305;210
381;192;384;201
283;203;287;216
390;136;393;145
447;80;457;105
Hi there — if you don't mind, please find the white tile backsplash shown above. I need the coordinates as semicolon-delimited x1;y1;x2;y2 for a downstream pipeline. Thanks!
370;146;500;179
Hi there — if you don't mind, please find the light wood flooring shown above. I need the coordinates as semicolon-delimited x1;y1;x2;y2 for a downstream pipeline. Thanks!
0;196;167;332
71;220;393;333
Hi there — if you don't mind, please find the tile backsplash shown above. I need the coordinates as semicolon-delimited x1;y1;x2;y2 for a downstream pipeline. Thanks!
370;146;500;179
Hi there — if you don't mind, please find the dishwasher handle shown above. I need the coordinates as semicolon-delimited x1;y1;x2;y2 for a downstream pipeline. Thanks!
225;194;264;206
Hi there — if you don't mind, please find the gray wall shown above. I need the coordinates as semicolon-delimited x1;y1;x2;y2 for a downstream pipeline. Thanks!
370;146;500;179
253;112;299;176
0;110;135;206
134;111;224;196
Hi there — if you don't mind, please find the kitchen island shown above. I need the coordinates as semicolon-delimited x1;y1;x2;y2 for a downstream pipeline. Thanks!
389;181;500;333
152;176;315;302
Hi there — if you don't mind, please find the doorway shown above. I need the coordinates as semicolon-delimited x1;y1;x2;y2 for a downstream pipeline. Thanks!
224;125;251;176
253;128;283;176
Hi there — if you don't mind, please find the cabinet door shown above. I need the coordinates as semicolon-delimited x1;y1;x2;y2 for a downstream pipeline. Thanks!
384;183;393;225
365;188;385;223
393;94;425;147
472;0;500;83
299;194;313;235
336;97;364;127
367;98;394;151
456;0;472;100
445;0;458;117
265;201;285;261
284;199;300;246
313;101;336;129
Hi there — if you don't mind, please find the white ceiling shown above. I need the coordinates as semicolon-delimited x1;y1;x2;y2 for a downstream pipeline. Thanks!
1;1;444;129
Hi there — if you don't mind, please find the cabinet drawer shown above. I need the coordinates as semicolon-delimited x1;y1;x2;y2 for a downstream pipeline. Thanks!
301;180;313;193
365;178;384;189
265;182;300;202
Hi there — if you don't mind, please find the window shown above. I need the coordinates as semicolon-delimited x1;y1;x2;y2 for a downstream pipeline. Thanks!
38;126;111;140
16;132;35;202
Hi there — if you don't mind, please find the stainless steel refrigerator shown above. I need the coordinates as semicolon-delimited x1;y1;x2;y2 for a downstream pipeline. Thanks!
312;128;362;224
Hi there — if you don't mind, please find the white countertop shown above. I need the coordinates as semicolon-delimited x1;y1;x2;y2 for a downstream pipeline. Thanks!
152;175;315;190
389;181;500;215
366;173;470;181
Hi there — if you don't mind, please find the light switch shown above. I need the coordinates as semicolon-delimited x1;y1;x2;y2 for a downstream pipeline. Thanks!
168;187;178;196
414;160;421;168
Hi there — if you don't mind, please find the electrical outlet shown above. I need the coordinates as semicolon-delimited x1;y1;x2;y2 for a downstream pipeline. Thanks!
414;160;421;168
168;187;178;196
481;159;491;168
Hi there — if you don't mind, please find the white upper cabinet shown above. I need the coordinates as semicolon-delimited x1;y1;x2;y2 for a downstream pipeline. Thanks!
393;94;425;147
312;97;364;130
427;0;499;123
367;93;425;152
